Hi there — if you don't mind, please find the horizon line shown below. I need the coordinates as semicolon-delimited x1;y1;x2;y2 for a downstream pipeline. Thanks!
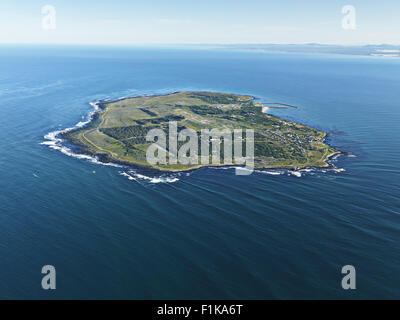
0;42;400;47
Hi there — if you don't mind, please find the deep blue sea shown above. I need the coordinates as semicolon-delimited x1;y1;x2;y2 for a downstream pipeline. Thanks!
0;45;399;299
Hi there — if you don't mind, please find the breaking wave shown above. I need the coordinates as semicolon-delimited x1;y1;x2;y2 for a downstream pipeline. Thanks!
209;165;347;178
119;170;182;184
40;101;122;167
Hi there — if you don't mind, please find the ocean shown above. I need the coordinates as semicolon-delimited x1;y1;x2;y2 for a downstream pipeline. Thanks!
0;45;399;299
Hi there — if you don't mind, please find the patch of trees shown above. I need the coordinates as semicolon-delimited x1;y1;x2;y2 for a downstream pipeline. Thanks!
183;105;225;115
135;115;184;125
100;125;152;140
123;139;146;149
255;142;289;159
183;104;271;126
188;93;240;104
139;108;157;117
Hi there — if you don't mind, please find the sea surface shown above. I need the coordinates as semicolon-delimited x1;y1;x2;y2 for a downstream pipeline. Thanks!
0;45;399;299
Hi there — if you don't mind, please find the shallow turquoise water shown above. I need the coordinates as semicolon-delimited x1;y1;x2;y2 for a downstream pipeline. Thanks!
0;46;399;299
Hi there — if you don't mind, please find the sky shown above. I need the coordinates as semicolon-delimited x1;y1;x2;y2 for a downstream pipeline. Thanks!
0;0;399;45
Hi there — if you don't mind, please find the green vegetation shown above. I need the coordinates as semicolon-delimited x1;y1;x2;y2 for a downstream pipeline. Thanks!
63;91;339;171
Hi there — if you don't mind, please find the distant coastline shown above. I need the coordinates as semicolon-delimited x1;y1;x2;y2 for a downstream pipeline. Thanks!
207;43;400;58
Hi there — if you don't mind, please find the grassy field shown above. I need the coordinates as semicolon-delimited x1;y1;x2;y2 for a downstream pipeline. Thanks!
63;91;339;171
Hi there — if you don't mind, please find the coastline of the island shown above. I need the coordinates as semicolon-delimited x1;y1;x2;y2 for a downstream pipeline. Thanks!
42;92;344;174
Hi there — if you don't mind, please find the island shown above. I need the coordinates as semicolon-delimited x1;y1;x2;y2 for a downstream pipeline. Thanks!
62;91;340;171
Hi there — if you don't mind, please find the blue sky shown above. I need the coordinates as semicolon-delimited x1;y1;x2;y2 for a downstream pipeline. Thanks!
0;0;399;45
